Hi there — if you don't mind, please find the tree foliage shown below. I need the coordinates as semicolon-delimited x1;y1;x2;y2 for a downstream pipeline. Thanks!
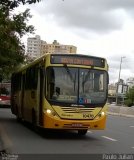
124;86;134;107
1;0;41;10
0;0;41;80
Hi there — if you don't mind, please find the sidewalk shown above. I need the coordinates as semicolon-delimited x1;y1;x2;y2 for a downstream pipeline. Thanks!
108;111;134;118
0;123;12;154
108;105;134;118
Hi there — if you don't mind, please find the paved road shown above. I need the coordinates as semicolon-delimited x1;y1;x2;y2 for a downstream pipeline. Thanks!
0;108;134;156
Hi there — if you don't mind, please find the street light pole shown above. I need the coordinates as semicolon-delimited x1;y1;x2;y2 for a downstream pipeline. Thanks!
116;56;126;105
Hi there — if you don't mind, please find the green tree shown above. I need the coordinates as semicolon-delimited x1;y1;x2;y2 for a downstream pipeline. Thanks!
0;0;41;81
124;86;134;107
0;0;41;10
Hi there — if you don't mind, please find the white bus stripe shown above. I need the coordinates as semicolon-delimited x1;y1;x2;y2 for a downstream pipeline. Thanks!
102;136;117;142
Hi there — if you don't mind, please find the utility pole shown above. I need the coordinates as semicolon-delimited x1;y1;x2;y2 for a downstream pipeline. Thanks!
116;56;126;105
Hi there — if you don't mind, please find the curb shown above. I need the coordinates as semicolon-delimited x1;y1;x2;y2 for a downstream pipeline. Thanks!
107;112;134;118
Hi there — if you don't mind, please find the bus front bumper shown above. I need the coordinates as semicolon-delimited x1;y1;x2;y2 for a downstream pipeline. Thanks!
43;113;107;130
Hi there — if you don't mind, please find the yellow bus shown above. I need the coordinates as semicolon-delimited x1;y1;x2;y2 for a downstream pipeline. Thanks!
11;53;109;135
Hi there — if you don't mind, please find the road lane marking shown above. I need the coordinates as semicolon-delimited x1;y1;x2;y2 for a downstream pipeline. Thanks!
130;126;134;128
132;147;134;149
102;136;117;142
87;131;92;133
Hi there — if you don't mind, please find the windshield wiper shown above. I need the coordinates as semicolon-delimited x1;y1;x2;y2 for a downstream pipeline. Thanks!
63;64;76;91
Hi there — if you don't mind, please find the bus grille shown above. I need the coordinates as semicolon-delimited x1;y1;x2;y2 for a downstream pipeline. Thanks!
61;107;95;113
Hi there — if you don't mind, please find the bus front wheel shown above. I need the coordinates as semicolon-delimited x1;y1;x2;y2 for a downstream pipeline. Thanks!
78;129;88;135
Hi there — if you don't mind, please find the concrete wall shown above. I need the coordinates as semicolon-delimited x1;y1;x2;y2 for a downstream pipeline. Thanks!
107;105;134;117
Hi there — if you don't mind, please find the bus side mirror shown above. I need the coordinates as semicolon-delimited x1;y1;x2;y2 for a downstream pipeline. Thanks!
56;87;60;95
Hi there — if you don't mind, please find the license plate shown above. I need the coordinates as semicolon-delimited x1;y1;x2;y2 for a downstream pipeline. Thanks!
72;123;83;127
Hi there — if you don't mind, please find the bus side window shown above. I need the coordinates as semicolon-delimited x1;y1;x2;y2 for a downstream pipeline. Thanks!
25;66;38;90
11;73;21;92
31;67;38;90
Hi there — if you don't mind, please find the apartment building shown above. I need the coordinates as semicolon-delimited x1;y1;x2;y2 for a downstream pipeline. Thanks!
26;35;77;60
27;35;42;60
41;40;77;55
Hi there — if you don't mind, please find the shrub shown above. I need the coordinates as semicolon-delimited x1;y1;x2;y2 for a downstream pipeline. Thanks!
124;99;133;107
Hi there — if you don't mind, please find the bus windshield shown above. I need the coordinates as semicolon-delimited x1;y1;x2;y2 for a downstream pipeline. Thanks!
46;67;108;106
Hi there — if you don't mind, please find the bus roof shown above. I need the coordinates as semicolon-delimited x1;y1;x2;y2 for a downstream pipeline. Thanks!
13;53;49;74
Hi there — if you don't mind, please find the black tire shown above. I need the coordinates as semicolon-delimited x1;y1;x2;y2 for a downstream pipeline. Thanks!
78;129;88;136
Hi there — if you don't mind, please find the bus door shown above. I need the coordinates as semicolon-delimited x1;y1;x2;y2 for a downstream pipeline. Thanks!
21;73;25;119
38;67;44;126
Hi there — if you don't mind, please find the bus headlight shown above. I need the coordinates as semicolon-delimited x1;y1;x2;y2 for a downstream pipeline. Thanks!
95;111;105;120
101;111;105;116
46;109;57;117
46;109;52;114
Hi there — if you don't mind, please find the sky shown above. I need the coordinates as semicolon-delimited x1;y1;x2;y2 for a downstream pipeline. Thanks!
15;0;134;84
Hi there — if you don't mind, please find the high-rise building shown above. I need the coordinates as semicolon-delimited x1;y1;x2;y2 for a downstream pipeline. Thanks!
26;35;77;60
27;35;42;60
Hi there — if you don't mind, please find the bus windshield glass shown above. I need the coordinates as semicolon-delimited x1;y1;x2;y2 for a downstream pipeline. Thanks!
46;67;107;105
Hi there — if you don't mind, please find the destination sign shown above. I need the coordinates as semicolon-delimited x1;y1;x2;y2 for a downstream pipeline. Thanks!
51;55;105;67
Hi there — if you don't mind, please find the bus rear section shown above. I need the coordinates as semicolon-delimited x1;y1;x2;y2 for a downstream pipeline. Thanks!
0;82;11;107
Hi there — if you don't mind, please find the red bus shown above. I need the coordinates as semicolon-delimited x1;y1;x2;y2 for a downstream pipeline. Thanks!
0;82;11;107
